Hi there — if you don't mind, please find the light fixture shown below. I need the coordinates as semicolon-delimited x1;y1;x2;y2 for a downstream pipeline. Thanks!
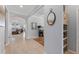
20;5;23;8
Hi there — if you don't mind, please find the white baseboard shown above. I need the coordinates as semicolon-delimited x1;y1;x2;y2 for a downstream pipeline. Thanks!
27;36;38;39
68;49;76;54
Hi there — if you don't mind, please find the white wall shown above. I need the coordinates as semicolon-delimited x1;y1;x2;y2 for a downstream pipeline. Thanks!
44;5;63;54
27;15;44;39
26;5;64;53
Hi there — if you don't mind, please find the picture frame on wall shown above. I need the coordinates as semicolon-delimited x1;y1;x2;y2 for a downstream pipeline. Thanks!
31;22;37;30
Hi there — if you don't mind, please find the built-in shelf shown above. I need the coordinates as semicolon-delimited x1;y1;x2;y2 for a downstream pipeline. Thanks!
64;44;68;48
64;30;68;32
63;7;68;53
64;37;68;40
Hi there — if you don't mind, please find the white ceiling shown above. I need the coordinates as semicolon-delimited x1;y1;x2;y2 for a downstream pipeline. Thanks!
6;5;43;18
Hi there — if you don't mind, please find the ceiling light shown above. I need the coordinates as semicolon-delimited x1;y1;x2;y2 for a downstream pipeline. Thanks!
20;5;23;8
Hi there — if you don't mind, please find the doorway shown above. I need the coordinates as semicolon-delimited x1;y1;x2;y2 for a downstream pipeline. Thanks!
5;5;44;54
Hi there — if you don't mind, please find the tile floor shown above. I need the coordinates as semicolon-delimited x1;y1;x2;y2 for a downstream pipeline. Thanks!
5;33;44;54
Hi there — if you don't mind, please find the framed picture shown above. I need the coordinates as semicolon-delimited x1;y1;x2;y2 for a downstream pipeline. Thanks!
31;22;37;30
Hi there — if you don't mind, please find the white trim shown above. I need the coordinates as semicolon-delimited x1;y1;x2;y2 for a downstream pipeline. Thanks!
68;49;76;54
76;8;79;53
27;36;38;39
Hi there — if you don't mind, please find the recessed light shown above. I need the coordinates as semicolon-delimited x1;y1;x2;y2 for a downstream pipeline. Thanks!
20;5;23;8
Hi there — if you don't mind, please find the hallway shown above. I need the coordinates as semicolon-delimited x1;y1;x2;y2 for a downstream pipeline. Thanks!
5;39;44;54
5;33;44;54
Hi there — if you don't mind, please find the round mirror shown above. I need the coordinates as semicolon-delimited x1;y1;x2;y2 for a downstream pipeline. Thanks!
47;9;56;26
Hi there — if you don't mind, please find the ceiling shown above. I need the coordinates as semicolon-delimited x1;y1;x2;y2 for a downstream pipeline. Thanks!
6;5;43;18
0;5;44;26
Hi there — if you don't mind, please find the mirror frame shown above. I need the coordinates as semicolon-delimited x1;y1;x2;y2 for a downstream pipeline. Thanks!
47;8;56;26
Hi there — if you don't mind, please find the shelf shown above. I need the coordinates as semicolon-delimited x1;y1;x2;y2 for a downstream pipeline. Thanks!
63;32;67;38
64;46;68;53
63;8;68;53
64;37;68;40
64;30;68;32
64;44;68;48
